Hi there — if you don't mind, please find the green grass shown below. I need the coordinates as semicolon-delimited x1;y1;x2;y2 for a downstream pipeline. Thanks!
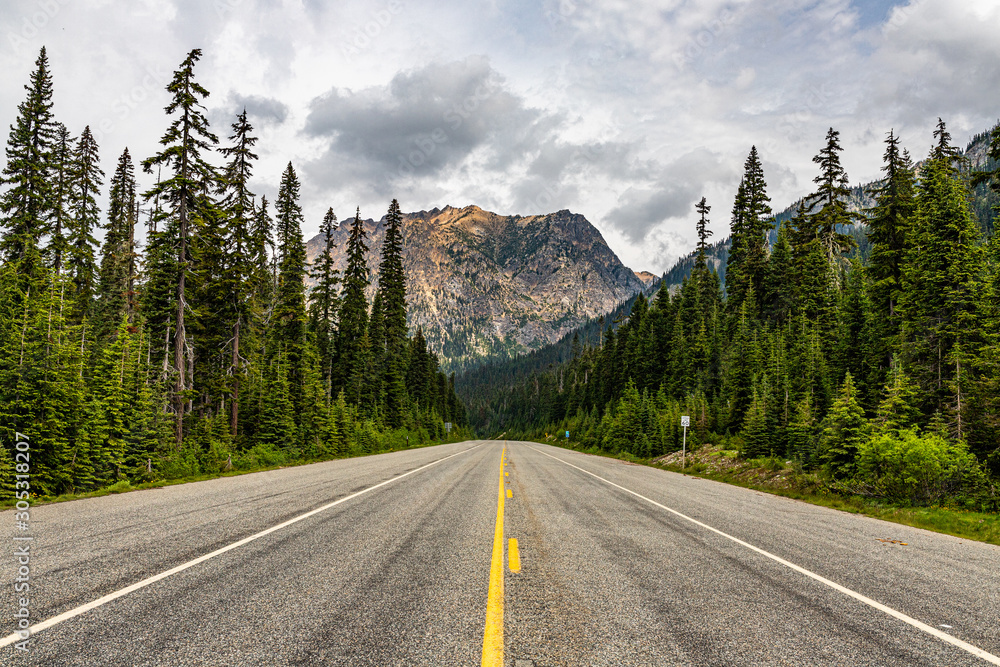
539;439;1000;547
1;438;470;509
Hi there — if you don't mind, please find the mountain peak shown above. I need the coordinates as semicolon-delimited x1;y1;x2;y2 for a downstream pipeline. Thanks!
306;206;644;371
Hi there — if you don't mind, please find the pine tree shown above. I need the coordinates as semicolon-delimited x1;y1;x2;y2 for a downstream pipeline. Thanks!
741;147;773;299
141;48;219;446
873;357;921;434
741;382;771;458
218;109;259;435
251;196;275;311
726;147;772;317
788;202;837;337
835;259;875;406
726;179;748;305
273;162;308;360
695;197;712;263
807;128;858;278
378;199;409;427
899;120;985;422
86;316;134;486
46;123;73;275
818;372;868;479
0;47;57;280
335;208;370;402
308;207;340;398
406;327;432;408
66;125;104;321
786;394;818;463
191;197;232;415
867;129;917;377
94;148;136;347
360;291;384;417
255;352;296;449
762;219;795;323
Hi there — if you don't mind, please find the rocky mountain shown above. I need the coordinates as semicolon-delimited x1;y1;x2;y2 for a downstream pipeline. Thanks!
633;270;658;287
305;205;645;372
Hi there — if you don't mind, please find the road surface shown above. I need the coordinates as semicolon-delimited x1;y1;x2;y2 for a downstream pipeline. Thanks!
3;440;999;665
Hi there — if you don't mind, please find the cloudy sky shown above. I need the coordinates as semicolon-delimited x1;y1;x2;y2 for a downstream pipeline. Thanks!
1;0;998;272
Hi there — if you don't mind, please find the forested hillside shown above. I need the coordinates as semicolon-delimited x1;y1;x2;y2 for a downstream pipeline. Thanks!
463;126;1000;509
0;48;466;498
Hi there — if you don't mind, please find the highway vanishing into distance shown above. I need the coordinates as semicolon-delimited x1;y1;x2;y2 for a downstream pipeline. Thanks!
3;440;1000;666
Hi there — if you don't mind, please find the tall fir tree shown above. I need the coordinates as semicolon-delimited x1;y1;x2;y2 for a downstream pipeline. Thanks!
94;148;136;347
336;208;370;403
378;199;408;427
46;123;73;275
807;128;858;278
0;47;57;280
900;120;985;435
762;219;795;323
141;48;219;446
273;163;308;358
252;195;275;311
308;207;340;398
272;163;309;433
66;125;103;321
218;109;259;435
867;129;916;376
726;147;772;318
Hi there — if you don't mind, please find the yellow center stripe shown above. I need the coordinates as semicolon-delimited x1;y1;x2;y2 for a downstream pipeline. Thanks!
481;445;506;666
508;538;521;573
506;489;513;499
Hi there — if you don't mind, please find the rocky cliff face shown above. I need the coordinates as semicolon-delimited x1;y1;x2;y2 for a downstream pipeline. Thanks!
305;205;645;371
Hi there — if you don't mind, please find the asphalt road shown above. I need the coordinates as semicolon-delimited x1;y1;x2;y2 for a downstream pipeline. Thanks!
2;440;999;666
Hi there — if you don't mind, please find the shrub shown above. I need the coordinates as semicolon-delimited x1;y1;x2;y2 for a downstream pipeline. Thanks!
854;429;988;505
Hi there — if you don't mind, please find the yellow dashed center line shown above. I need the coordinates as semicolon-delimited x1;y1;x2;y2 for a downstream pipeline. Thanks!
506;489;513;499
508;538;521;573
481;445;506;667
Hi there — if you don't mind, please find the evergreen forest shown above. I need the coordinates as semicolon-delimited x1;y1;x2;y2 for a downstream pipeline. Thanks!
0;48;466;498
459;125;1000;510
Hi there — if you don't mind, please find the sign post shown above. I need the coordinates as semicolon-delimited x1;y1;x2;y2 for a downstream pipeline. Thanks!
565;430;569;440
680;415;690;470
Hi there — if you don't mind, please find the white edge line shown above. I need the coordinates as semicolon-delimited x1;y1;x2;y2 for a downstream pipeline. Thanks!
527;444;1000;666
1;443;483;648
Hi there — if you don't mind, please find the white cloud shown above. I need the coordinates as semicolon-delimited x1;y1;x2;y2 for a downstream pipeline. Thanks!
0;0;995;272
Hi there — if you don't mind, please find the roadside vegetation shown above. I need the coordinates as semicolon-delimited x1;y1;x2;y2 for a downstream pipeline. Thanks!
469;122;1000;537
0;48;468;501
527;434;1000;546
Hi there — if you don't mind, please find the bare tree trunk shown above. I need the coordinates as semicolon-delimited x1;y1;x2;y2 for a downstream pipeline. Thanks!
127;200;137;322
18;286;31;368
230;317;240;436
955;357;963;440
